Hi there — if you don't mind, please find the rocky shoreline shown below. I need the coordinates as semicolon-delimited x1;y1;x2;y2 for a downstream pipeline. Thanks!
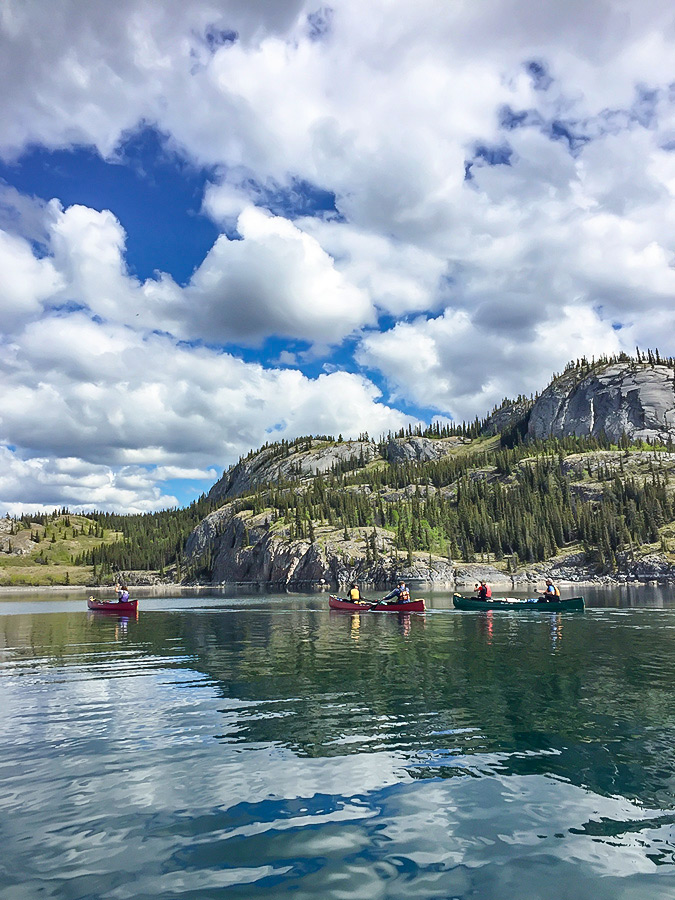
2;557;675;591
182;534;675;589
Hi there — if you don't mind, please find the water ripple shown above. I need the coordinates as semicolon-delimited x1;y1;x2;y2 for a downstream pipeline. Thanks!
2;603;675;898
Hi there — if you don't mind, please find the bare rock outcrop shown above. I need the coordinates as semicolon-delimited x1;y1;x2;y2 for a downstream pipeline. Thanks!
185;509;456;587
481;397;533;436
385;436;465;463
208;439;379;503
208;435;464;506
528;362;675;443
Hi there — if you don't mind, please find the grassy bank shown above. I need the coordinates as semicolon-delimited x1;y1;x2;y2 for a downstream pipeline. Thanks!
0;514;121;587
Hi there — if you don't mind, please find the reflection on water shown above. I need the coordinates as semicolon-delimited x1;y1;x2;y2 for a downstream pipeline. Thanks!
0;590;674;898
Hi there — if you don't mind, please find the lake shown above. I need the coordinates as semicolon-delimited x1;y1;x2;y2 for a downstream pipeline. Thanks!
1;587;675;899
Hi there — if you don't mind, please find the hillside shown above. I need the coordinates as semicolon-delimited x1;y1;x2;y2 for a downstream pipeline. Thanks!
184;433;675;587
484;352;675;445
179;355;675;587
0;513;123;587
0;498;215;587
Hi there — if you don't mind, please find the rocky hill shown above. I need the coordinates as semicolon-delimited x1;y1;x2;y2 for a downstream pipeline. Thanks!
188;434;467;588
207;435;466;504
528;361;675;443
484;357;675;446
182;355;675;589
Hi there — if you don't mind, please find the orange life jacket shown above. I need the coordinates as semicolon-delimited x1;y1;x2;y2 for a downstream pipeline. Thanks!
398;586;410;602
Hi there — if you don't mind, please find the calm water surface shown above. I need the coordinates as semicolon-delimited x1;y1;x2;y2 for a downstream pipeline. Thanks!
1;587;675;899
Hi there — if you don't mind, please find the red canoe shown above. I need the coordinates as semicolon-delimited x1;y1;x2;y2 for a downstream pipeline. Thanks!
87;598;138;613
329;595;425;613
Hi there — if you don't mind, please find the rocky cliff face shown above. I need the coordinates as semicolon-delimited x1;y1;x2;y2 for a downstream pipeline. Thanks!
385;435;466;462
186;499;675;587
184;359;675;588
481;397;533;436
528;362;675;443
184;505;455;587
208;439;380;504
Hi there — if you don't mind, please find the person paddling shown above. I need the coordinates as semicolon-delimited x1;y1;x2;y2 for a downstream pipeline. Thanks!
380;580;411;605
115;583;130;603
474;580;492;600
539;578;560;602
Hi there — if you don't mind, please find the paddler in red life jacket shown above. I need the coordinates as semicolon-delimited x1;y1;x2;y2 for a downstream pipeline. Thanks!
475;581;492;600
381;580;411;604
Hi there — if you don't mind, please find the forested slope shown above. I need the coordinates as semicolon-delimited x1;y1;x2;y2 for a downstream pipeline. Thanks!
183;431;675;586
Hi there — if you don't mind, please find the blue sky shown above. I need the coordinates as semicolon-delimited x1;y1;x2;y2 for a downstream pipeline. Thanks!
1;0;675;514
0;130;220;283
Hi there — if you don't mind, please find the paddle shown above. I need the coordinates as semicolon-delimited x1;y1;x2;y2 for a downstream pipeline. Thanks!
368;594;401;609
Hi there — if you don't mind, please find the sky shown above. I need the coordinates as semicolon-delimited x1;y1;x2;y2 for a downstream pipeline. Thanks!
2;0;675;515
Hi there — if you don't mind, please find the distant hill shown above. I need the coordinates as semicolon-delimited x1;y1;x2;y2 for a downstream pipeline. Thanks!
0;513;123;587
182;354;675;589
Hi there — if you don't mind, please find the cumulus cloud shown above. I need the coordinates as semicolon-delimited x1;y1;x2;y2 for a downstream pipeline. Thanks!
48;202;140;321
296;218;449;317
0;0;307;158
0;312;411;513
5;313;410;465
184;207;374;343
0;448;181;516
358;305;622;421
0;181;50;244
3;1;675;510
0;230;63;330
4;202;374;346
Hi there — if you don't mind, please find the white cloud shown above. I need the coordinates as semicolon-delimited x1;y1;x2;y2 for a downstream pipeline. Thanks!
0;230;63;330
0;447;180;516
184;206;374;343
0;182;50;244
297;218;449;317
3;1;675;511
3;202;375;347
202;178;253;225
0;0;308;158
0;313;411;513
358;305;621;421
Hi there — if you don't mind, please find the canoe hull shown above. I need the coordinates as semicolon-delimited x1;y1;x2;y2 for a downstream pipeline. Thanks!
329;595;425;613
453;593;584;611
87;598;138;613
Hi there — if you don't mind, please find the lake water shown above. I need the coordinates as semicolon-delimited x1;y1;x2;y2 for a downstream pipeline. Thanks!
2;587;675;899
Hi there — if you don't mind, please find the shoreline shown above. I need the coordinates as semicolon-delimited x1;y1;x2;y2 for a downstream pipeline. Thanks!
0;577;673;595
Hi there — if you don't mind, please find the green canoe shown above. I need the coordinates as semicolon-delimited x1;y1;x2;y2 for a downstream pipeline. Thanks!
453;593;585;611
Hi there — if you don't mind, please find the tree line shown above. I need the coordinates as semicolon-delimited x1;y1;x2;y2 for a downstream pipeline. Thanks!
72;494;217;577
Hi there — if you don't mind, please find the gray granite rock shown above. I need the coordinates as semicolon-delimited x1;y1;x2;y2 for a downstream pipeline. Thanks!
208;435;464;505
528;362;675;443
481;397;533;436
208;439;379;503
385;436;462;463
